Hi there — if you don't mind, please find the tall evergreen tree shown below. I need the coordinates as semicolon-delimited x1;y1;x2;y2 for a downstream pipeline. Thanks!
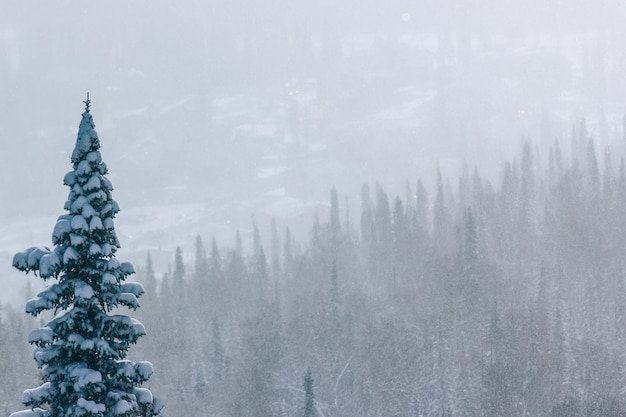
173;246;186;287
302;368;315;417
283;227;294;278
205;237;219;282
251;215;262;259
330;186;341;244
433;164;449;247
11;97;161;417
586;139;600;194
270;218;281;279
143;253;157;302
415;179;429;243
193;235;209;284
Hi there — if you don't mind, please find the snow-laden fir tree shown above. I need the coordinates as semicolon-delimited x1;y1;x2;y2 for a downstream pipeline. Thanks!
11;96;162;417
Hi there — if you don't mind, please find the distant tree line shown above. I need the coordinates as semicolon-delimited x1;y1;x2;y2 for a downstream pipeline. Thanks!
4;129;626;416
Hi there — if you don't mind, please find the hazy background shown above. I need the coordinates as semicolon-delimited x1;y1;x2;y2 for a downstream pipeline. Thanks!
2;0;626;303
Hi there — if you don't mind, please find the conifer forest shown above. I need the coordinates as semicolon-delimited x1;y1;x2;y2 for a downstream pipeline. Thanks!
4;124;626;416
4;2;626;417
120;138;626;416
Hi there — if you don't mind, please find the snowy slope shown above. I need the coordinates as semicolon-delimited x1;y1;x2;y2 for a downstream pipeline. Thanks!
3;32;626;306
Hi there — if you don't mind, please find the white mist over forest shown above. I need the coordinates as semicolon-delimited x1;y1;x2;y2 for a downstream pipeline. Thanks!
2;1;626;416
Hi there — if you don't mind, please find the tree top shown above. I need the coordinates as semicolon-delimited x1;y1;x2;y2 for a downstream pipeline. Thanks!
84;92;91;113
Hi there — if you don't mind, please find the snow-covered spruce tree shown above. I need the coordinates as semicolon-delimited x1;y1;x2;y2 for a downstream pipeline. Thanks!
11;97;162;417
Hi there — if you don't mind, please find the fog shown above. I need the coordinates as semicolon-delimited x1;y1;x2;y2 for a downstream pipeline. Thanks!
3;2;625;222
2;1;626;415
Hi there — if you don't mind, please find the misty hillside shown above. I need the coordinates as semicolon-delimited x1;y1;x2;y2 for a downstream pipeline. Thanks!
3;26;626;307
3;2;626;227
3;15;626;298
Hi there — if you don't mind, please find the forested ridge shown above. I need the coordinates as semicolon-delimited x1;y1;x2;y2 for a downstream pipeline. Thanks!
4;130;626;417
